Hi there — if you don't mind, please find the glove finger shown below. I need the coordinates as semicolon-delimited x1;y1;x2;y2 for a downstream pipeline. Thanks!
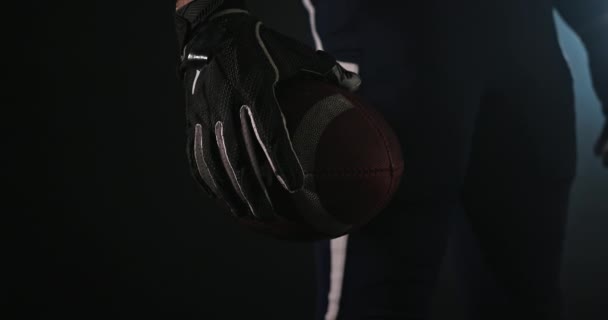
192;123;219;195
214;118;276;220
182;66;219;198
186;129;215;198
243;89;305;193
184;66;219;195
190;122;248;216
240;105;277;203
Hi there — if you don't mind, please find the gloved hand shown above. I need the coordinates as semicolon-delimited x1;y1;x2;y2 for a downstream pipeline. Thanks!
595;120;608;168
175;0;361;219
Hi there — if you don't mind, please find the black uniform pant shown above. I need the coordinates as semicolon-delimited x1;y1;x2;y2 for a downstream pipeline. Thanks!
313;2;576;319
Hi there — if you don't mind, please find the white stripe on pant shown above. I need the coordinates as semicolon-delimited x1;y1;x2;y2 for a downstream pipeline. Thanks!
325;235;349;320
302;2;360;319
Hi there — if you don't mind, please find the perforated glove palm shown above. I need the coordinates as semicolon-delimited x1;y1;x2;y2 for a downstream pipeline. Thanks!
175;0;361;218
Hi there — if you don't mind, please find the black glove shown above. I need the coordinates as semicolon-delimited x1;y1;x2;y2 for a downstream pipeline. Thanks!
175;0;361;218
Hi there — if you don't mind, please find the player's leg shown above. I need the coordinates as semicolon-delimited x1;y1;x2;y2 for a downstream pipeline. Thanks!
307;1;489;318
312;30;485;320
463;54;576;319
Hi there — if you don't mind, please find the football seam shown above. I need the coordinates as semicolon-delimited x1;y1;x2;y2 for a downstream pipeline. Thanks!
348;100;400;212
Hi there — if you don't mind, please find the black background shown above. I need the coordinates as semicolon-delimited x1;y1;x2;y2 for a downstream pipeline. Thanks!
7;1;607;319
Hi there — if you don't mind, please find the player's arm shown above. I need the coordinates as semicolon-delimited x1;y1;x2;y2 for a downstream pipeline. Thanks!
554;1;608;167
